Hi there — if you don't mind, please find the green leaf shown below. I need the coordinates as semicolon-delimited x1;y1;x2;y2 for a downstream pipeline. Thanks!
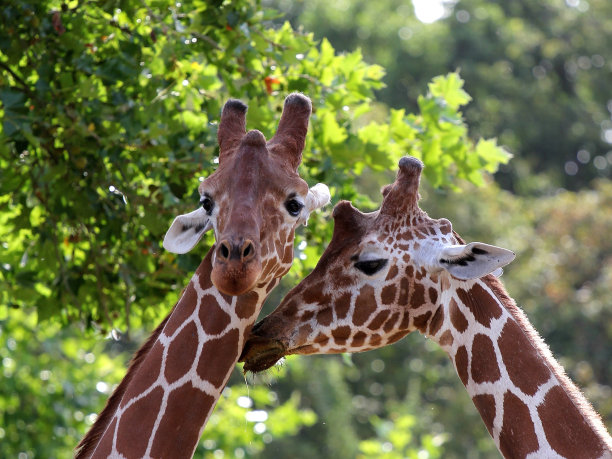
320;110;348;145
0;89;25;109
428;72;472;110
475;138;513;173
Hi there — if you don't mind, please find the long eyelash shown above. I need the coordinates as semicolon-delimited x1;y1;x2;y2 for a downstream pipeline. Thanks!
439;254;476;266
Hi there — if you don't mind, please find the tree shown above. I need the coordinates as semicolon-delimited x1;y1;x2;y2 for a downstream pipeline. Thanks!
0;0;507;331
268;0;612;189
0;0;510;456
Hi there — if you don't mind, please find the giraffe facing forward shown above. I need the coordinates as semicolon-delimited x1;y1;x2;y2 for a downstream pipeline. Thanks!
76;94;330;458
241;157;612;458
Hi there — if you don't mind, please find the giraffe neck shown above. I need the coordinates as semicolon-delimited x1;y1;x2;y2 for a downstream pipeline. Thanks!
79;250;274;458
424;274;612;458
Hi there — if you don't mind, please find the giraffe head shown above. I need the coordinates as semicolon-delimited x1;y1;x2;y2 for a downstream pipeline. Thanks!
163;94;330;296
241;156;514;371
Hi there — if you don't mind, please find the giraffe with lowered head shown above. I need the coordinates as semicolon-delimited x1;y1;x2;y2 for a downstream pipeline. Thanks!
76;93;330;458
241;156;612;458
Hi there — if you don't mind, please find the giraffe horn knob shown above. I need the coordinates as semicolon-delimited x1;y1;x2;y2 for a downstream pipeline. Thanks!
218;99;248;156
269;93;312;171
379;156;424;217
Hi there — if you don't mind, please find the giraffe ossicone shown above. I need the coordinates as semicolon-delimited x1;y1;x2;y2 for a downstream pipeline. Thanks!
241;156;612;458
76;93;330;459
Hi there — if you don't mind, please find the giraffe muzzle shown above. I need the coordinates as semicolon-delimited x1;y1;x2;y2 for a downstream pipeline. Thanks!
211;239;262;296
239;335;286;373
216;238;256;263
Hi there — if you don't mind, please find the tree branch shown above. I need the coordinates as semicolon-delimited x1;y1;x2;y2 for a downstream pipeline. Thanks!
0;61;36;99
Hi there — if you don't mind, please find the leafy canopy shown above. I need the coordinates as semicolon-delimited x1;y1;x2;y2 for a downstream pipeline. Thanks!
0;0;509;329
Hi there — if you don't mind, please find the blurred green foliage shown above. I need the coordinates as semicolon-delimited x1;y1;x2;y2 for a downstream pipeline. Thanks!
269;0;612;189
0;0;507;331
0;0;609;458
0;306;126;457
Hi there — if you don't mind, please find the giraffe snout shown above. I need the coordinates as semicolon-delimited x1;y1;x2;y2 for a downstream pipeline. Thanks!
216;238;256;263
239;335;286;373
211;238;262;296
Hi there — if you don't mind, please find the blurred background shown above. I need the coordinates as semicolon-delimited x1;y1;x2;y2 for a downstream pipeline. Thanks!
1;0;610;457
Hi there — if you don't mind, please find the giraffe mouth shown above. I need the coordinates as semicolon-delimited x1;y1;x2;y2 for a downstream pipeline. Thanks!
240;336;287;373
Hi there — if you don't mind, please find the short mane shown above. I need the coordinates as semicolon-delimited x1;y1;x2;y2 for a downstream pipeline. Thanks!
484;274;612;450
74;312;171;458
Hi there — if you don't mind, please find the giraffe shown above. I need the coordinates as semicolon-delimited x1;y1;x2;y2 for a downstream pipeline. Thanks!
75;93;331;459
241;156;612;458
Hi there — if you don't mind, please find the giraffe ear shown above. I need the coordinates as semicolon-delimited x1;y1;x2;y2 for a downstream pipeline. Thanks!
163;208;212;254
300;183;331;225
437;242;515;280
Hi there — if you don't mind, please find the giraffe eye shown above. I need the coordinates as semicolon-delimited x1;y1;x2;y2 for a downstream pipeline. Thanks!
354;259;388;276
285;198;304;217
200;195;214;215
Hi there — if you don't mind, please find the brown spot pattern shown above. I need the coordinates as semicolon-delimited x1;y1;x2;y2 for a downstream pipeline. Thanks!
438;330;454;347
428;287;438;304
303;282;325;304
538;385;604;458
455;346;469;385
282;243;293;265
368;310;391;330
265;277;279;294
282;300;298;317
198;270;213;290
499;391;539;458
351;331;367;347
381;284;397;305
410;282;425;309
331;326;351;342
413;311;432;333
456;284;502;327
385;265;399;281
196;328;240;388
297;324;313;342
165;284;198;337
329;267;353;288
472;394;496;437
165;322;198;384
121;341;164;407
428;306;444;336
235;295;258;319
335;292;352;319
116;387;164;458
199;295;231;335
218;290;233;306
471;333;500;384
93;417;115;458
314;332;329;347
353;285;377;326
316;307;333;326
261;259;274;278
383;312;400;333
150;385;216;458
301;310;315;321
398;278;409;305
387;330;409;344
449;297;468;333
499;320;550;396
398;310;411;329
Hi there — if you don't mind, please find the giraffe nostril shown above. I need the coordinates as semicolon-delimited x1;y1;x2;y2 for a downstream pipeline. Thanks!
218;241;231;260
242;240;254;261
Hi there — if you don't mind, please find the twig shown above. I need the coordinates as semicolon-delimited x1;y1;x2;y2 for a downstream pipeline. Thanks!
191;32;221;50
0;61;36;99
